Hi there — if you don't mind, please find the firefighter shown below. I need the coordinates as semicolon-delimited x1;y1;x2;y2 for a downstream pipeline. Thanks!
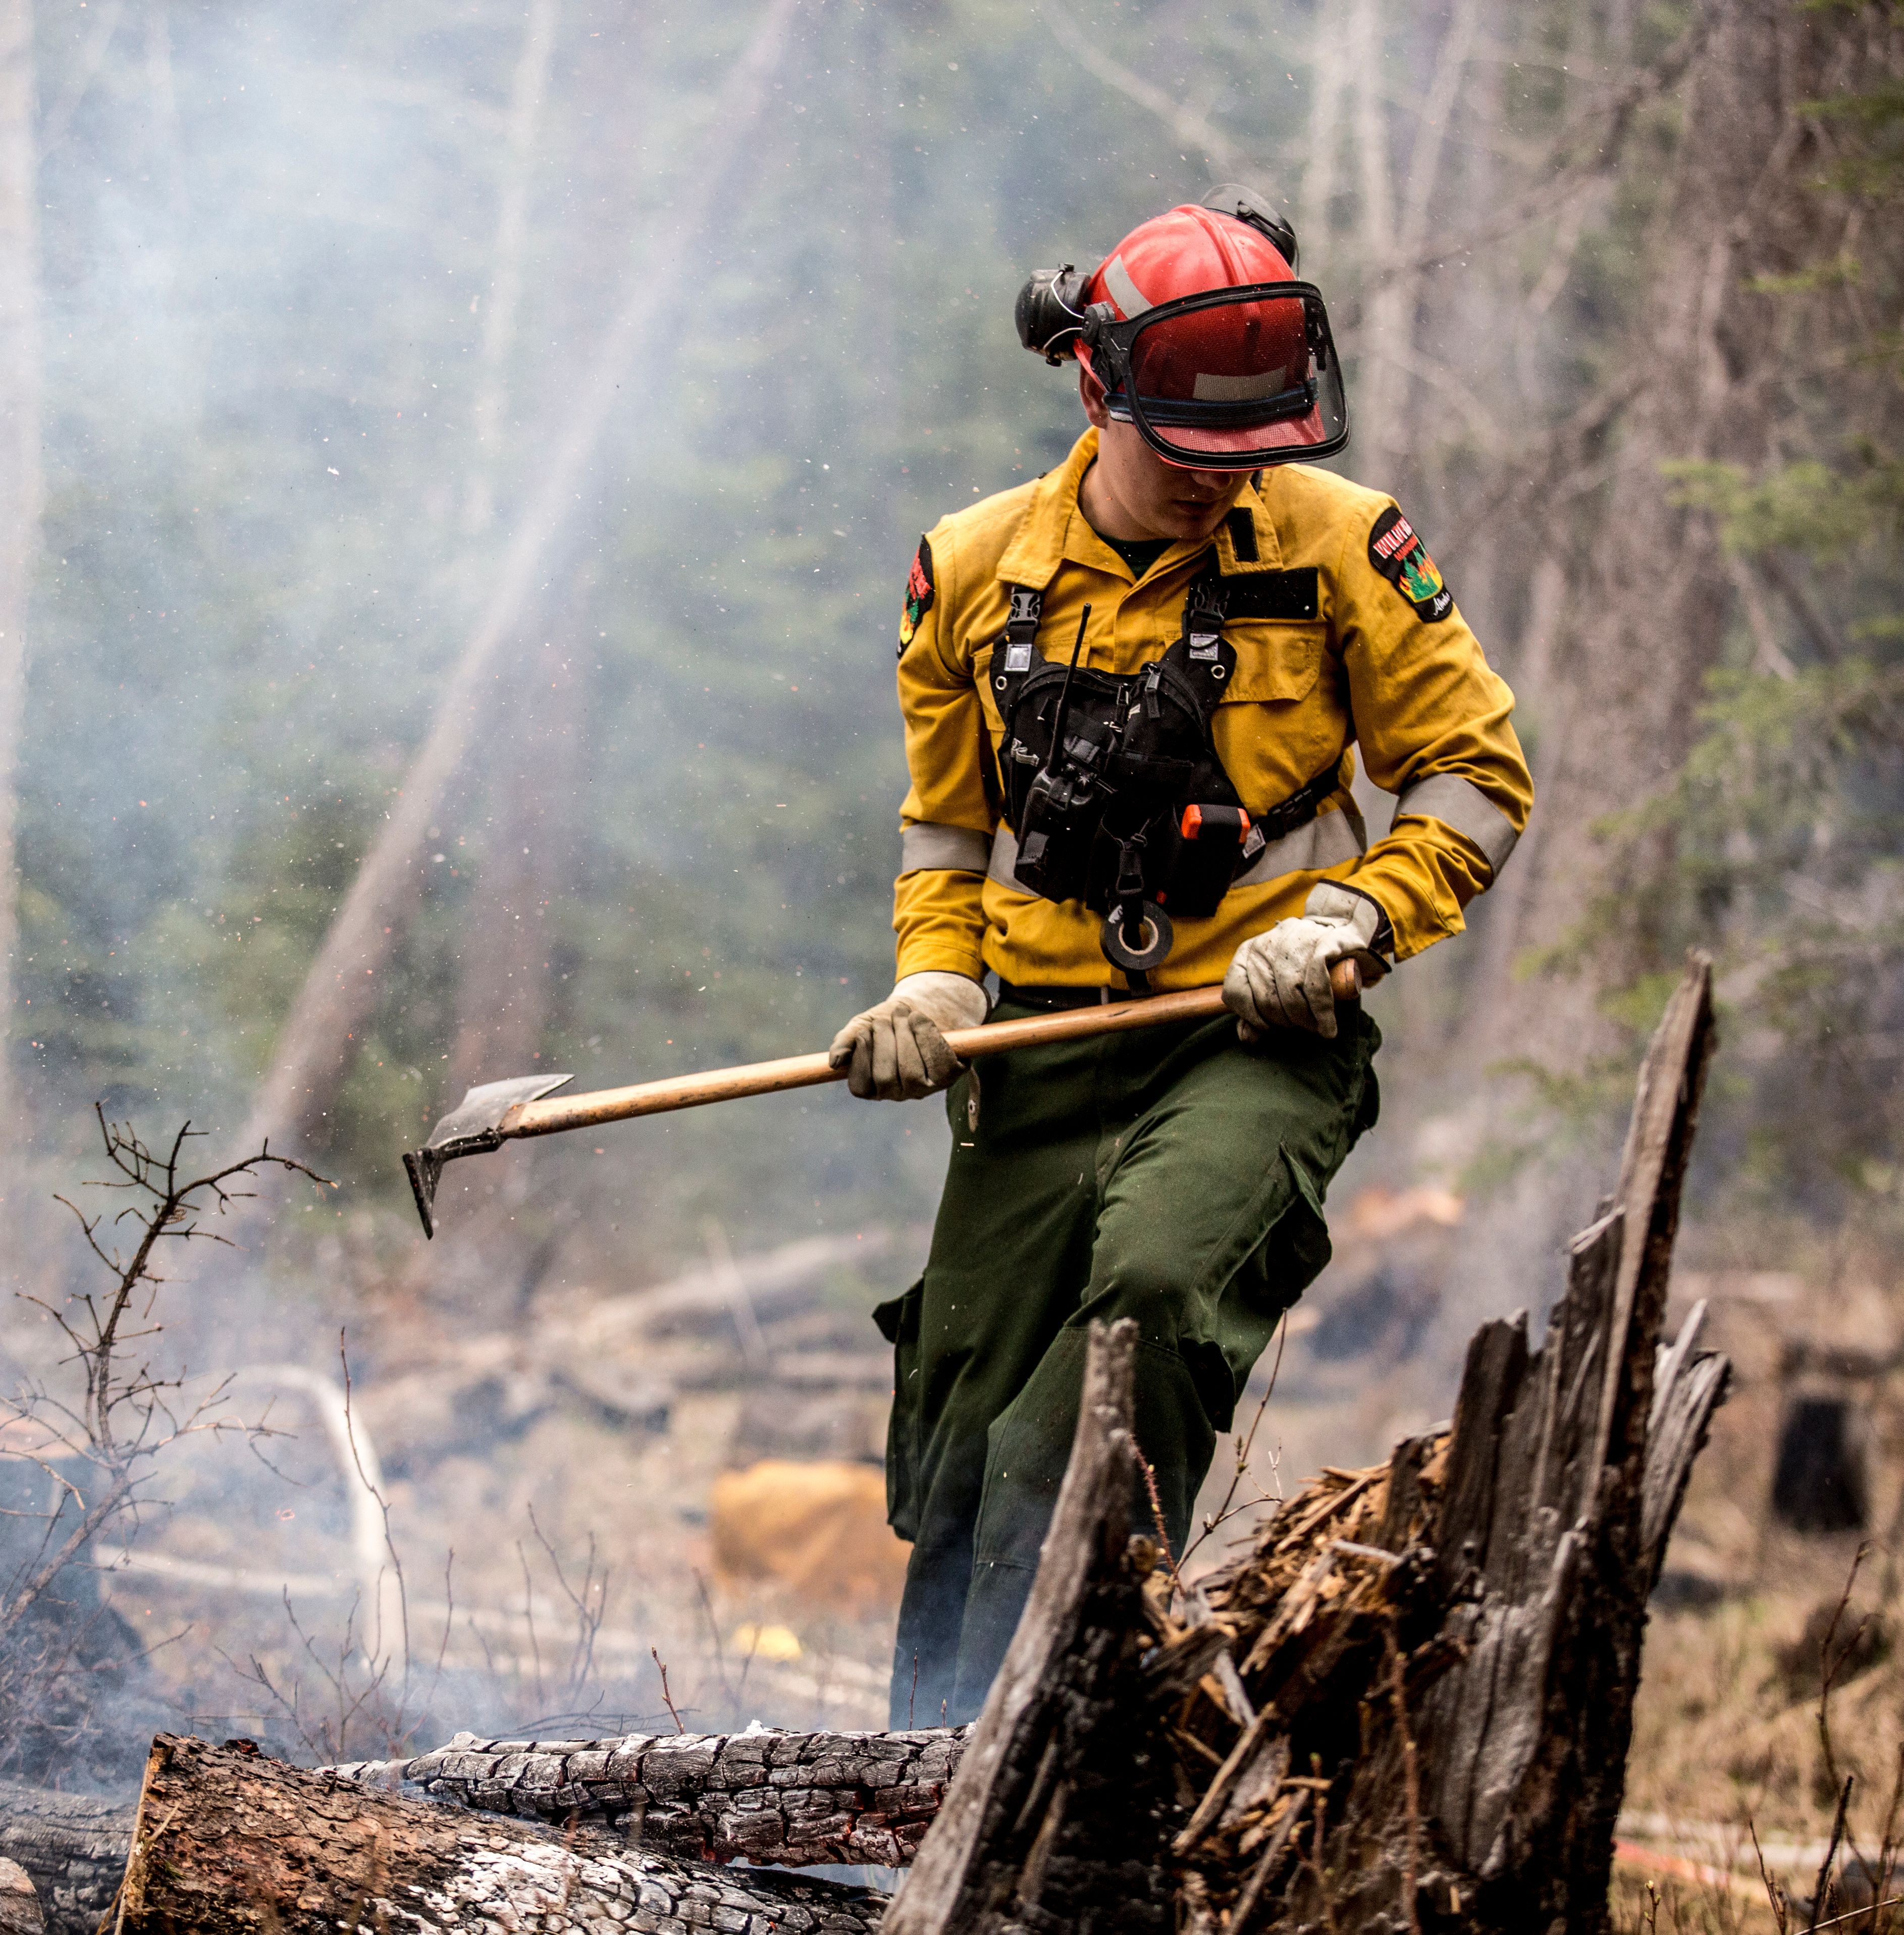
830;186;1532;1728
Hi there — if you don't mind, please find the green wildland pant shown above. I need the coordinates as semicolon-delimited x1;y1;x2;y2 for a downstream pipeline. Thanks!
873;995;1381;1729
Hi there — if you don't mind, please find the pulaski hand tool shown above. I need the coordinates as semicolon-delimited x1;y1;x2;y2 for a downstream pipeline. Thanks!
401;962;1362;1237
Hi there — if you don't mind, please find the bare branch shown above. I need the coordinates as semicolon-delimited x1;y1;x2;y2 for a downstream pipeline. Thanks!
3;1112;332;1656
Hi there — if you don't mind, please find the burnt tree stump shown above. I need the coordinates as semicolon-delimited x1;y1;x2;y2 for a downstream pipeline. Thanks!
1300;951;1726;1933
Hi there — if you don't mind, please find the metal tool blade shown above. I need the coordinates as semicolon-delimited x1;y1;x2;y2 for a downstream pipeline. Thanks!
401;1072;574;1239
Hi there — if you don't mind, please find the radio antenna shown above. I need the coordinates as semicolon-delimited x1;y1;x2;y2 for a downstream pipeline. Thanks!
1042;604;1091;779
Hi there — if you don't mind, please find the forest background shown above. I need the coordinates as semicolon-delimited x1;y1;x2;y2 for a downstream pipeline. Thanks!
0;0;1899;1820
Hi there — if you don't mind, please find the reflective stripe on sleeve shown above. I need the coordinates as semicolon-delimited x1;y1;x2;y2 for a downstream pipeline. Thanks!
986;824;1036;896
1394;774;1521;874
1232;804;1366;889
900;822;994;875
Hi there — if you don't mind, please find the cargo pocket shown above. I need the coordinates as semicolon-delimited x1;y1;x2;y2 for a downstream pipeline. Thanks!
1347;1013;1382;1148
1271;1147;1334;1293
872;1277;925;1541
1194;1146;1335;1430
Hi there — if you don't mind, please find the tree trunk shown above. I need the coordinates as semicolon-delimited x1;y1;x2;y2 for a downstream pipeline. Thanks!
1295;0;1349;280
115;1735;888;1935
1350;0;1480;499
239;0;808;1159
0;0;41;1173
332;1725;965;1871
446;637;577;1102
461;0;558;545
436;0;563;1210
1483;3;1835;1079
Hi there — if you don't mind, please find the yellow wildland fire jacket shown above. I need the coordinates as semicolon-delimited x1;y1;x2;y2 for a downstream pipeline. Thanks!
892;429;1532;991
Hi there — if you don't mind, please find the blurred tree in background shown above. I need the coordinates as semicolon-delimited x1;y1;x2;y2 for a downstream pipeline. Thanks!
1646;24;1904;1250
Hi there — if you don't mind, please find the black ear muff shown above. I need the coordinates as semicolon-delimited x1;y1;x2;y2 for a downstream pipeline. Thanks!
1198;183;1299;273
1015;265;1093;364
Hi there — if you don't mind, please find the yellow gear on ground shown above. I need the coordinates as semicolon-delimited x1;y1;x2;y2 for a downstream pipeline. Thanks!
892;428;1532;989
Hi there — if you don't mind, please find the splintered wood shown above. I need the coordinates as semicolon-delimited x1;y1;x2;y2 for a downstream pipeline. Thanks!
1150;1458;1435;1878
1149;1444;1476;1924
882;1317;1176;1935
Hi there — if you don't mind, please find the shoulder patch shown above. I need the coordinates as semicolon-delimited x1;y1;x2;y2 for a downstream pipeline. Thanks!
898;536;935;659
1369;506;1453;623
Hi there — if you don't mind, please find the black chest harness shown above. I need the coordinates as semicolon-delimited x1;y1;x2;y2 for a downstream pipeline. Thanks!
991;556;1339;988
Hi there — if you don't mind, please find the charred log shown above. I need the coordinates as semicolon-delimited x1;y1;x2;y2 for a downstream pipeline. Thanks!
0;1783;130;1935
117;1734;888;1935
333;1725;967;1869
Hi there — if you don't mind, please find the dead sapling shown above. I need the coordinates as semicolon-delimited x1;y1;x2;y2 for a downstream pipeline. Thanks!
1135;1446;1187;1606
8;1110;332;1632
1816;1543;1874;1808
0;1110;329;1773
1752;1818;1791;1935
1869;1744;1904;1934
692;1569;731;1719
1812;1775;1856;1933
521;1504;612;1724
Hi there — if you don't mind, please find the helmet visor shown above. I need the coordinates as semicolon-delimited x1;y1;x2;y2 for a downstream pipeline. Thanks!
1096;282;1348;469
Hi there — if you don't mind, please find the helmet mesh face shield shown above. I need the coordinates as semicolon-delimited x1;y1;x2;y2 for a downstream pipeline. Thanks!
1085;282;1348;469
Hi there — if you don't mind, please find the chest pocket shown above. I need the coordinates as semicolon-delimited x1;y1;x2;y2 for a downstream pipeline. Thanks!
1216;569;1326;704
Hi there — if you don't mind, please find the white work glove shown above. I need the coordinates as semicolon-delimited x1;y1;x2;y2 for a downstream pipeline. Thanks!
828;972;988;1101
1223;883;1388;1043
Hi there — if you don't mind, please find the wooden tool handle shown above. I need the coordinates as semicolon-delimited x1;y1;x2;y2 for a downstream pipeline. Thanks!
502;958;1362;1140
942;959;1361;1057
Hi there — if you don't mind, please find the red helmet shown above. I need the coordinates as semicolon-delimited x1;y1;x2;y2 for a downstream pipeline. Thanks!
1019;193;1348;470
